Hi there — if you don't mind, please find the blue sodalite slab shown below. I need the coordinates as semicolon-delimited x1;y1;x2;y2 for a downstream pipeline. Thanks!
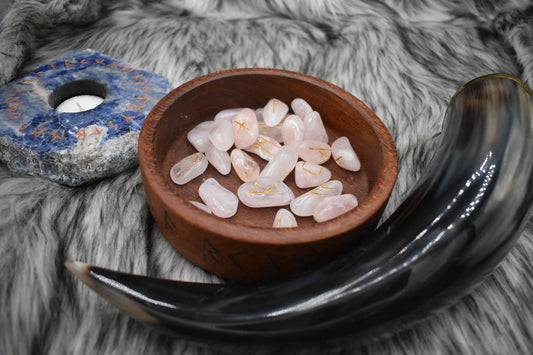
0;49;171;185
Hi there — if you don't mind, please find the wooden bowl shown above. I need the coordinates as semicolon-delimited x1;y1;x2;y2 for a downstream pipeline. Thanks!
139;68;398;282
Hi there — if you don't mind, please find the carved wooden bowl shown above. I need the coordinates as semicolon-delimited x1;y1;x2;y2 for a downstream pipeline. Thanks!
139;68;398;282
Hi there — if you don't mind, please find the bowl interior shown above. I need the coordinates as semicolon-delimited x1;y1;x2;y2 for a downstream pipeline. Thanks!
142;69;396;245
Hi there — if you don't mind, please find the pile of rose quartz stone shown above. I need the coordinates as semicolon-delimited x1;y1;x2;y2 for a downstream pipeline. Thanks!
170;98;361;227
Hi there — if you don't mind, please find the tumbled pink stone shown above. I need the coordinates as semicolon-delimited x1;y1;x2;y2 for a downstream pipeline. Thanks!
215;107;242;122
259;145;298;181
238;176;294;208
281;114;305;145
331;136;361;172
303;111;328;143
199;178;238;218
209;118;234;151
298;140;332;164
230;149;260;182
290;180;343;217
187;121;213;152
244;135;281;161
273;208;298;228
189;200;211;214
205;144;231;175
232;108;259;149
170;152;208;185
255;108;264;121
294;161;331;188
313;194;358;222
263;98;289;127
291;98;313;119
258;120;284;143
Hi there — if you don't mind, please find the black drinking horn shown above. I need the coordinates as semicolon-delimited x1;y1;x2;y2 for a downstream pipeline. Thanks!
66;74;533;345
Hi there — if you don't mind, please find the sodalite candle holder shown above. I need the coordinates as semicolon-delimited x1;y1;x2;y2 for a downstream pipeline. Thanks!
0;49;171;185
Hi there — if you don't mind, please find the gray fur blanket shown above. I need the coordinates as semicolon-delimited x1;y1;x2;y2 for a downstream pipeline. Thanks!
1;1;532;354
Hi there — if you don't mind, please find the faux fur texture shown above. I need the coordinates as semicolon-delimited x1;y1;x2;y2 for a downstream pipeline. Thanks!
1;0;532;354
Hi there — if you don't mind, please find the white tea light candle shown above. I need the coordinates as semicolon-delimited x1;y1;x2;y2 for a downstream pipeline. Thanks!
56;94;104;113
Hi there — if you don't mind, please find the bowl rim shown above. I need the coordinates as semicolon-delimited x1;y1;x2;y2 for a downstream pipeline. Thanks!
139;68;398;246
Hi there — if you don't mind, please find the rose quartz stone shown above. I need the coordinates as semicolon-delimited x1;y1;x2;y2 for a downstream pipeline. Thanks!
294;161;331;188
230;149;260;182
259;145;298;181
255;108;264;121
273;208;298;228
189;200;211;214
303;111;328;143
170;152;208;185
244;134;281;161
232;108;259;149
313;194;358;222
209;118;234;151
205;144;231;175
199;178;238;218
215;107;242;122
291;98;313;119
258;120;284;143
298;140;332;164
257;107;284;142
331;136;361;171
263;98;289;127
281;114;305;145
237;176;294;208
187;121;213;152
290;180;343;217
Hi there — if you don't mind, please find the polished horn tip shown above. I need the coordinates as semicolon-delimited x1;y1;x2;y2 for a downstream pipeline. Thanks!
64;260;163;324
65;260;91;280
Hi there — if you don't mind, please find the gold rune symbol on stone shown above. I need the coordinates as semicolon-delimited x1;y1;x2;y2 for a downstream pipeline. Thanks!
235;118;249;136
307;182;336;196
247;182;280;195
335;155;344;166
177;153;201;175
309;147;331;159
277;214;295;228
300;162;324;176
258;123;271;135
277;214;283;227
253;137;279;157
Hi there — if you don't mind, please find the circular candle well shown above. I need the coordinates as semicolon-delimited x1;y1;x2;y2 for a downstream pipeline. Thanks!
139;68;398;282
49;79;106;113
